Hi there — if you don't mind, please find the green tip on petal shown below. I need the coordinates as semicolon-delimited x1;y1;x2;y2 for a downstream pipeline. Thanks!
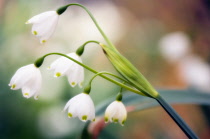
92;118;96;122
55;72;61;77
11;84;16;89
71;82;76;86
24;93;29;96
68;113;73;118
121;120;126;126
113;118;119;123
33;31;38;35
42;40;46;43
104;117;109;123
82;115;88;121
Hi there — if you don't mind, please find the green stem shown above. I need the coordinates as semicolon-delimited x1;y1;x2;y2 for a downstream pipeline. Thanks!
88;71;130;85
59;3;115;49
84;71;130;94
119;82;125;93
156;95;198;139
39;52;144;96
82;40;100;46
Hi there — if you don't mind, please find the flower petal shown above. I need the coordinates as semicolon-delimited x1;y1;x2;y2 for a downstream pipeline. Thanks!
64;93;95;122
49;52;84;87
104;101;127;125
9;64;42;99
26;11;59;43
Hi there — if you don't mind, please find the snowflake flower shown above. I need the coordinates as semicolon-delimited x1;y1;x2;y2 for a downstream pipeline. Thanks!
104;100;127;125
48;52;84;87
64;93;95;122
9;64;42;99
26;11;59;44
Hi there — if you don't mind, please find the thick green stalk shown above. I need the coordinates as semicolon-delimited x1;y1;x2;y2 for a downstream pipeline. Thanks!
156;95;198;139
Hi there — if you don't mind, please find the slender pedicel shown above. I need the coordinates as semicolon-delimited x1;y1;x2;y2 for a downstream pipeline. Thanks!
56;3;116;49
84;71;131;93
34;52;143;95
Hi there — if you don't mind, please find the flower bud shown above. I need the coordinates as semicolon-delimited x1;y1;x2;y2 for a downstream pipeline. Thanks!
100;43;158;98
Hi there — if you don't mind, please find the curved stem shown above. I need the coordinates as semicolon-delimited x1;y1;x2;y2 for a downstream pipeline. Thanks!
39;53;144;96
90;71;129;84
84;71;130;94
82;40;100;46
62;3;115;49
76;40;100;56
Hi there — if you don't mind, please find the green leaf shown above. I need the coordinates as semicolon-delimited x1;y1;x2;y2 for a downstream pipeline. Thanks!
96;89;210;116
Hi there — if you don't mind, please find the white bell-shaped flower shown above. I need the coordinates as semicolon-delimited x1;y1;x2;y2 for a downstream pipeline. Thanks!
48;52;84;87
64;93;95;122
9;64;42;99
159;32;190;63
26;11;59;44
104;100;127;125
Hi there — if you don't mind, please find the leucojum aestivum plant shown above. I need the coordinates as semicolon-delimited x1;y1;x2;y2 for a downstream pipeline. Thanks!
9;3;198;139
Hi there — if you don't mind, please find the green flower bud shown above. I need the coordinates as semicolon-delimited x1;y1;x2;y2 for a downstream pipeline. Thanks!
100;43;158;98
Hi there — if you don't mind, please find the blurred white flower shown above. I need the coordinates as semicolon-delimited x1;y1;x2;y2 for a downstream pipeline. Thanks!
180;56;210;92
48;52;84;87
9;64;42;99
26;11;59;44
105;100;127;126
64;93;95;122
159;32;191;62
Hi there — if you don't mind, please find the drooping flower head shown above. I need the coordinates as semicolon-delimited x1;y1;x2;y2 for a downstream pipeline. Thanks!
9;64;42;99
48;52;84;87
104;100;127;126
64;93;95;122
26;11;59;44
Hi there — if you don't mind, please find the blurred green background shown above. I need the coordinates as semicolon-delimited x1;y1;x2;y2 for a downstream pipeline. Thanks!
1;0;210;138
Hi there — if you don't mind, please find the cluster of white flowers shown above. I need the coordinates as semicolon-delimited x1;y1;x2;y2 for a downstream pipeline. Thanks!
9;10;128;125
63;92;127;125
9;52;83;99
